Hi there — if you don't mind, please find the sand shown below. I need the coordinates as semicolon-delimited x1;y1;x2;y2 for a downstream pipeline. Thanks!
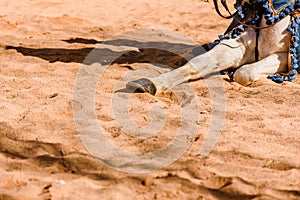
0;0;300;199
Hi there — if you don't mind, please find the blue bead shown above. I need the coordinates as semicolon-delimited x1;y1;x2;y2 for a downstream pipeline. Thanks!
288;76;295;81
292;57;298;64
290;69;298;76
237;25;244;32
294;36;299;42
273;15;279;22
234;28;243;35
279;12;286;19
231;34;238;38
236;6;242;11
265;7;273;14
254;15;260;20
238;12;245;19
290;48;296;54
264;13;272;18
286;26;293;32
214;40;220;44
268;74;275;79
273;77;284;83
266;19;274;25
225;35;231;39
268;74;285;83
292;63;299;69
248;20;256;25
218;35;224;40
262;3;268;9
291;22;297;28
277;78;284;83
219;70;226;75
284;8;291;15
235;30;241;35
293;42;299;48
295;2;300;9
284;76;293;82
288;4;294;11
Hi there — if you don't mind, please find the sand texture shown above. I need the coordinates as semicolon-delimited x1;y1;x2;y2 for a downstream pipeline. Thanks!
0;0;300;199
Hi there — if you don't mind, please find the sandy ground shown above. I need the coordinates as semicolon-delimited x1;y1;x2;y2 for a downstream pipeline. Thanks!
0;0;300;199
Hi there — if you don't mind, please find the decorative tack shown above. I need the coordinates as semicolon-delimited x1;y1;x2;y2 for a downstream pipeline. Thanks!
269;13;300;83
214;0;300;83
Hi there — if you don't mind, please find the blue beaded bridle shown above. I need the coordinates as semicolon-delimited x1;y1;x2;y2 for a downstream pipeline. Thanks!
213;0;300;83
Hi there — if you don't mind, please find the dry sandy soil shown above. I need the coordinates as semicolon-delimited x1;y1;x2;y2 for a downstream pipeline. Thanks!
0;0;300;199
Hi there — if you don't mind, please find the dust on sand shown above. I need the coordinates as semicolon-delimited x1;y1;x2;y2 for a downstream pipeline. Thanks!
0;0;300;199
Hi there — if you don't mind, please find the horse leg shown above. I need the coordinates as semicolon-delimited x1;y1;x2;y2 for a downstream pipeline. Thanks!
126;30;256;95
233;52;288;86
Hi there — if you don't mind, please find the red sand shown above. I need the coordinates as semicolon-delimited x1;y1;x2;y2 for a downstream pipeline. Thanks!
0;0;299;199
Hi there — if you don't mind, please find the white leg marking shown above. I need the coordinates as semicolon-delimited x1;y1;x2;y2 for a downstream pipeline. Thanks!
233;52;288;86
149;34;254;92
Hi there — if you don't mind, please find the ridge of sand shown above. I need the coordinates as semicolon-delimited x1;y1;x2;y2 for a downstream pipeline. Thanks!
0;0;299;199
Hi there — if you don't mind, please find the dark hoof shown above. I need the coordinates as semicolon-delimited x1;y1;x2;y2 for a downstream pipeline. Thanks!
126;78;157;95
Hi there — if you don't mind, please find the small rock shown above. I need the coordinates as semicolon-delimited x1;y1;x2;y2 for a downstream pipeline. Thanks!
200;110;208;114
48;93;58;98
55;180;66;185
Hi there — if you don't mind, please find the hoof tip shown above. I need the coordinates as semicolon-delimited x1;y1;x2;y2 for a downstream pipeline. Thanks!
126;78;157;95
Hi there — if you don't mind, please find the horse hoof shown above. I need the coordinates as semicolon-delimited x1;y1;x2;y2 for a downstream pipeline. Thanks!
126;78;157;95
